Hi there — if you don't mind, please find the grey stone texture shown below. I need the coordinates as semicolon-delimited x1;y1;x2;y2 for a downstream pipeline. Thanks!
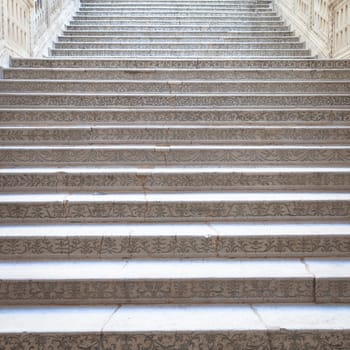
1;0;350;347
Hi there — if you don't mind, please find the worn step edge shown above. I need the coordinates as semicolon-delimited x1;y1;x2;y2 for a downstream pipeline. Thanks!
0;223;349;259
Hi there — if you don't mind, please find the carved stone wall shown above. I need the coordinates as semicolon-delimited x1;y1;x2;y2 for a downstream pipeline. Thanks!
0;0;79;66
274;0;350;58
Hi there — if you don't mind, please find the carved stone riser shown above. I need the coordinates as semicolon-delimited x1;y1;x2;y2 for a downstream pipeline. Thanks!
1;127;349;145
4;81;348;94
1;171;350;192
8;68;349;81
0;200;349;223
1;109;349;125
11;58;350;69
0;330;349;350
0;234;349;259
0;278;335;305
1;147;350;166
1;94;349;107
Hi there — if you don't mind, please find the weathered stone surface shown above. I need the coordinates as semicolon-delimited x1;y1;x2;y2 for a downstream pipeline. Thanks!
1;0;350;343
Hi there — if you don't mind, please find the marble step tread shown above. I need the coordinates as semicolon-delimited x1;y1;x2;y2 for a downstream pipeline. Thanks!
0;304;350;350
53;41;305;52
0;258;348;304
1;92;348;107
0;192;349;223
1;125;350;145
67;20;286;26
1;108;349;125
77;4;272;8
1;80;347;94
62;31;295;38
77;5;272;9
12;68;348;82
0;223;349;259
11;58;348;69
53;42;304;49
1;167;350;192
57;36;300;43
64;25;291;31
51;51;310;58
79;0;273;4
73;14;280;19
2;145;350;167
70;16;283;20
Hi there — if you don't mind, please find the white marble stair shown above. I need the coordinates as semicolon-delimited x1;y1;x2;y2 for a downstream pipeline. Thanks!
1;305;349;349
0;258;349;305
0;223;349;260
1;0;350;348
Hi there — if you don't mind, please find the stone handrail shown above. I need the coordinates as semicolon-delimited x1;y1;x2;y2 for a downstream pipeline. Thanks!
274;0;350;58
0;0;79;66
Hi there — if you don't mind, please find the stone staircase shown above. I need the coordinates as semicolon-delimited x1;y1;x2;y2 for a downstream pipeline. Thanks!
1;0;350;348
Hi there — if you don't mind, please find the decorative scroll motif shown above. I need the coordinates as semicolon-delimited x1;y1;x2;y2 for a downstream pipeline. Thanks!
0;279;313;304
9;58;350;69
0;234;350;259
0;331;349;350
0;201;349;223
1;109;350;125
1;172;350;191
1;148;350;166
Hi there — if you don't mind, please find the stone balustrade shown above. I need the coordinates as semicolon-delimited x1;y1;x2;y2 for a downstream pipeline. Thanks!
274;0;350;58
0;0;78;66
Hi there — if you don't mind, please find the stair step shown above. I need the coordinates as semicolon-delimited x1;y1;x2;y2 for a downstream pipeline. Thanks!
57;35;301;43
0;223;349;259
1;93;348;107
0;304;350;349
68;20;286;26
77;4;272;8
11;58;348;69
3;80;347;94
0;258;348;305
64;25;291;31
1;125;349;145
1;145;350;166
10;68;349;81
73;14;279;19
2;167;350;192
1;108;348;125
53;42;304;50
0;192;349;223
62;30;295;37
50;49;310;58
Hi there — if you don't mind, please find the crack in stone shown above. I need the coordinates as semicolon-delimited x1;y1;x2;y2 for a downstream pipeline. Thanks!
301;258;317;303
